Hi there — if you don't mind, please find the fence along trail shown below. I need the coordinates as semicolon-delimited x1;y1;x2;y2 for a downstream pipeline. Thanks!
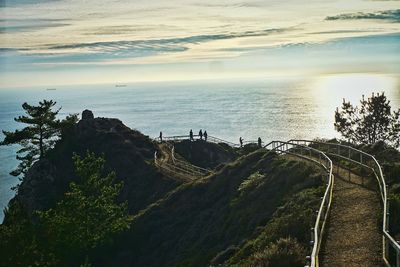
320;164;381;266
153;135;399;267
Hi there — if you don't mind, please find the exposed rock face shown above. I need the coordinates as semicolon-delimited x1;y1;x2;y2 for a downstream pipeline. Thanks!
10;114;180;217
16;159;59;214
81;109;94;120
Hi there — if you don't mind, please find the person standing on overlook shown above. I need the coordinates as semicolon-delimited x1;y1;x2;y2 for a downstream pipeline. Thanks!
159;131;163;142
199;129;203;140
239;137;243;147
204;131;208;141
190;129;194;141
258;137;262;148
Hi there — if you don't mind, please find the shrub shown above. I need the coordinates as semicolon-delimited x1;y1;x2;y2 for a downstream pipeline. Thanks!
250;237;306;267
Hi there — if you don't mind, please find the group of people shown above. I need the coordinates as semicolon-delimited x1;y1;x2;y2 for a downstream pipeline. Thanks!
189;129;208;141
239;136;263;148
159;131;262;148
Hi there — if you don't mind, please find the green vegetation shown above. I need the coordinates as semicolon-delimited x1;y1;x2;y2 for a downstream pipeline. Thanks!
0;100;78;176
334;92;400;148
334;92;400;240
237;171;264;193
108;151;324;267
389;194;400;237
248;237;306;267
0;152;132;267
220;186;323;266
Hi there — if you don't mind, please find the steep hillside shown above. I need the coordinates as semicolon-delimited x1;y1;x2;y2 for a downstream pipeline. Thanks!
99;150;325;267
5;111;180;221
2;112;327;267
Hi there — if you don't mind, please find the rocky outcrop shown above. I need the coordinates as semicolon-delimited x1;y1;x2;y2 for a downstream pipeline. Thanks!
81;109;94;120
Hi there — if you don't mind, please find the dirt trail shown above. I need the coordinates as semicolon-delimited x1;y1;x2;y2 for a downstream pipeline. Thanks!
320;165;382;267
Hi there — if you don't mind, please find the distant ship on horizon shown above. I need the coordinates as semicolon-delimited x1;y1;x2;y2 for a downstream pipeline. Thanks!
46;88;57;91
115;84;127;87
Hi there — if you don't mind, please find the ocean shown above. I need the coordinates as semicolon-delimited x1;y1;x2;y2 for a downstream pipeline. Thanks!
1;75;399;222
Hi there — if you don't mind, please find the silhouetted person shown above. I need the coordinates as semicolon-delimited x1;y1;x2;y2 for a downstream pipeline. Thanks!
239;137;243;147
199;129;203;140
190;129;194;141
159;131;163;142
258;137;262;148
204;130;208;141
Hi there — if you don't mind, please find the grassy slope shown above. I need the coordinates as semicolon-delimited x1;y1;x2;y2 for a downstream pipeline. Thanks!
101;150;325;267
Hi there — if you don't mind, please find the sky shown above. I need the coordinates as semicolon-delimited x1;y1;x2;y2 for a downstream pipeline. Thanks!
0;0;399;87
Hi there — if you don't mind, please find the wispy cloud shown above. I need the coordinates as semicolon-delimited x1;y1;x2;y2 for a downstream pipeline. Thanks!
0;0;60;8
49;28;286;49
10;27;289;63
326;9;400;22
0;18;70;33
309;29;381;35
1;0;400;87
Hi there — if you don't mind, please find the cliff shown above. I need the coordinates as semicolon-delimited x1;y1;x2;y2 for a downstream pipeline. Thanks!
8;111;180;219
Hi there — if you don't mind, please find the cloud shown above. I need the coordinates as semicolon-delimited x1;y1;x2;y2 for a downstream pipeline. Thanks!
193;2;262;8
81;24;183;36
51;27;285;48
309;29;381;35
0;0;60;8
0;18;70;33
325;9;400;22
20;27;289;60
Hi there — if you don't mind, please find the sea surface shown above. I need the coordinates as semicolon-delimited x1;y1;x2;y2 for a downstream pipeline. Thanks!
1;75;399;222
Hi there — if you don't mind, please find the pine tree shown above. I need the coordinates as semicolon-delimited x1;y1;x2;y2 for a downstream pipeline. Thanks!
38;152;132;265
0;100;78;176
0;153;132;266
334;92;400;147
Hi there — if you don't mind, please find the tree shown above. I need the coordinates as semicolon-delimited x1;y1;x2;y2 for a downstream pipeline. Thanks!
334;92;400;147
37;152;133;266
0;152;132;266
0;100;78;176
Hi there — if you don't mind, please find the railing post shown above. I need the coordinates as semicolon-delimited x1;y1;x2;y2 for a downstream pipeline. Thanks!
310;227;315;247
385;199;390;262
397;247;400;267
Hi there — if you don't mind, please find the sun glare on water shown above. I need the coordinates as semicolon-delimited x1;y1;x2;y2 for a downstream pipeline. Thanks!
314;73;398;104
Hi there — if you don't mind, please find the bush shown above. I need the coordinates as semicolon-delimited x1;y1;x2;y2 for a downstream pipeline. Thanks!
250;237;306;267
389;194;400;237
